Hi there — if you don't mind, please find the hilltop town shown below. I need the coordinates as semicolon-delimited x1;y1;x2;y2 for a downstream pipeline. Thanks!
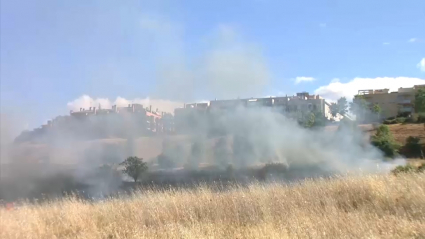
14;84;425;144
15;91;345;143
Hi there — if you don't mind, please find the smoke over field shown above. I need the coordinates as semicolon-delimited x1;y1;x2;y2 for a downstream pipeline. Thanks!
0;102;407;203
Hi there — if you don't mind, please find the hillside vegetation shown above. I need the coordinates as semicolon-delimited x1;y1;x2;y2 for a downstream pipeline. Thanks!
367;123;425;145
9;122;424;166
1;173;425;239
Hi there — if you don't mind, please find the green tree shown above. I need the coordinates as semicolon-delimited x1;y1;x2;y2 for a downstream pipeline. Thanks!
415;88;425;113
329;103;339;118
350;96;369;122
302;111;327;128
120;156;148;182
329;97;348;118
312;111;327;127
371;104;382;120
337;97;349;116
303;112;316;128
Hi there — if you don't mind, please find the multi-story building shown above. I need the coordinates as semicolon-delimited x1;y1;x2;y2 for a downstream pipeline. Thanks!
354;85;425;119
174;92;338;133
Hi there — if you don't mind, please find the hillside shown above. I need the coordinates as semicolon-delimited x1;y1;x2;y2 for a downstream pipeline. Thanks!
326;123;424;145
6;123;424;167
384;123;425;144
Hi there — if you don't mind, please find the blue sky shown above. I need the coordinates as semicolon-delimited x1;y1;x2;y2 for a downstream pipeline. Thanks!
1;0;425;129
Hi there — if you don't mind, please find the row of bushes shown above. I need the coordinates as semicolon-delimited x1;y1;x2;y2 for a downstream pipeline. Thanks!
383;113;425;124
418;113;425;123
371;125;424;158
391;163;425;175
383;117;406;125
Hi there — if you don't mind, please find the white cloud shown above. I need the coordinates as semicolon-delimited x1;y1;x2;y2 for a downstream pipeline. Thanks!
383;42;390;45
417;58;425;72
319;23;326;28
294;76;316;84
67;95;183;114
408;38;418;43
314;77;425;101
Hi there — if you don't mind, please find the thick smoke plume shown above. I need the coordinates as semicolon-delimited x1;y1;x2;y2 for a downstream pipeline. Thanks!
168;106;399;173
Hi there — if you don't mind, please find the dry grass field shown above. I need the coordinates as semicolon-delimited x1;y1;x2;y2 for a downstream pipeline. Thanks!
385;123;425;144
1;173;425;239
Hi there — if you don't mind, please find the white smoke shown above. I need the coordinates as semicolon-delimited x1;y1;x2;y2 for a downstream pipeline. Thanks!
151;24;271;101
0;110;28;164
197;25;271;99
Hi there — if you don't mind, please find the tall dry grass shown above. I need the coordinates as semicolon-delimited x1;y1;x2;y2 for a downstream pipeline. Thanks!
1;173;425;239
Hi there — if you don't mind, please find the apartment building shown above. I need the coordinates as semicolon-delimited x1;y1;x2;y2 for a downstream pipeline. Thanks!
174;92;338;133
354;84;425;119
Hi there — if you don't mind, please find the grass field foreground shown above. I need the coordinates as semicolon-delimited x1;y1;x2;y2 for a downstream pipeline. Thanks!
1;173;425;239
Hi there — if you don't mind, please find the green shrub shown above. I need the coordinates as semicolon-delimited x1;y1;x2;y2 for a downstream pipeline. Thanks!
395;117;406;123
403;117;414;123
391;165;416;175
371;140;400;158
417;113;425;123
383;117;406;124
371;125;400;158
373;125;391;139
392;163;425;175
383;119;397;125
400;136;423;158
397;112;410;118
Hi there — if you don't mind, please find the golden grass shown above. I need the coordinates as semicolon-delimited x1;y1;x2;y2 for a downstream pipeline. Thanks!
1;174;425;239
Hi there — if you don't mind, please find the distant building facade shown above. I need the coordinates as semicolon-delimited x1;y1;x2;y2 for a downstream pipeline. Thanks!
15;103;173;143
354;84;425;119
174;92;338;133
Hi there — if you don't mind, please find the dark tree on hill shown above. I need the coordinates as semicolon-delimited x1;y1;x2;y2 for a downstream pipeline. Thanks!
330;103;339;118
120;156;148;182
371;104;382;121
330;97;349;118
337;97;348;116
415;88;425;113
350;96;369;122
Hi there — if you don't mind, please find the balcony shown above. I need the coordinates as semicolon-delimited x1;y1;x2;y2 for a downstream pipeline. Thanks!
397;99;412;104
399;107;413;113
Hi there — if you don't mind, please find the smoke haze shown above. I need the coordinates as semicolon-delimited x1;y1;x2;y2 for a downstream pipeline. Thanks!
0;22;405;203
